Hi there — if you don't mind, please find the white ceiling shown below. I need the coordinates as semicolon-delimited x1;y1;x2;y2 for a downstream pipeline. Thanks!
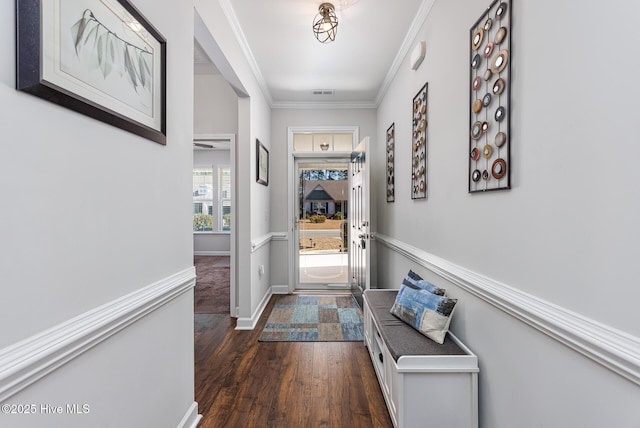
199;0;434;108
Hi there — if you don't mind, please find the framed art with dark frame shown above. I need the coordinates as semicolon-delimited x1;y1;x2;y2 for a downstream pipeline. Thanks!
412;83;428;200
256;139;269;186
16;0;167;145
468;0;511;192
386;123;395;203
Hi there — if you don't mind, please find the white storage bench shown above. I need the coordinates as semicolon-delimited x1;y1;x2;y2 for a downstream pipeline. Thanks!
363;290;479;428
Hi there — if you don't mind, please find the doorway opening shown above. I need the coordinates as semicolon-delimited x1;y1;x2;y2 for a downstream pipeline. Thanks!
193;134;235;314
296;160;349;290
287;127;359;292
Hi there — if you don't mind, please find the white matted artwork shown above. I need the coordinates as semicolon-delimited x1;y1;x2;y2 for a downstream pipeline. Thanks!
17;0;166;144
256;139;269;186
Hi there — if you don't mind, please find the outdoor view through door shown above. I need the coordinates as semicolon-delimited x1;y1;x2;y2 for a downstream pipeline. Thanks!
297;162;349;289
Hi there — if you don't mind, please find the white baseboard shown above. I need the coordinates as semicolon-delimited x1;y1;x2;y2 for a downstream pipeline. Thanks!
235;287;273;330
0;267;196;402
193;251;230;256
271;285;290;294
177;402;202;428
375;233;640;387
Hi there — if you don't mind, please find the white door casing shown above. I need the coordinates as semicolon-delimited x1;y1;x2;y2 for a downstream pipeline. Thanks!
193;133;237;317
286;126;359;293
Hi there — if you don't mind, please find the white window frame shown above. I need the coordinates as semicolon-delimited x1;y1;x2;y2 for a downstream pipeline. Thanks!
218;165;231;232
193;166;215;232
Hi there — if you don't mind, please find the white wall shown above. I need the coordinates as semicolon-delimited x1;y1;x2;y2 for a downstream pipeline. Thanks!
194;73;238;135
269;108;377;287
193;149;231;254
0;0;196;426
375;0;640;427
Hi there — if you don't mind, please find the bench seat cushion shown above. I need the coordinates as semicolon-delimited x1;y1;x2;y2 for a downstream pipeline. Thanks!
364;289;467;362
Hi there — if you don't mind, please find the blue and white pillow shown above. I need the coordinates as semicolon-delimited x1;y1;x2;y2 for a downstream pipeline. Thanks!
403;270;446;296
390;284;457;344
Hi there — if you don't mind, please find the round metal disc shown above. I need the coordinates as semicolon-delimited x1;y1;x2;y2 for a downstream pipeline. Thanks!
494;131;507;147
491;49;509;73
483;42;495;58
472;169;481;182
471;53;482;69
472;99;483;113
482;144;493;159
470;147;480;161
472;28;484;50
483;93;492;107
494;26;507;44
492;78;506;95
472;76;482;91
471;121;483;140
495;2;508;19
492;158;507;179
495;106;506;122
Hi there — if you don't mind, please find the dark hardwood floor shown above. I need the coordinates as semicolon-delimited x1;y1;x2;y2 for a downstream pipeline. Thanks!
195;296;393;428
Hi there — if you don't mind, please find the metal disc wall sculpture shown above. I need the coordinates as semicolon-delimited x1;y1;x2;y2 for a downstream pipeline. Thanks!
469;0;511;192
386;123;395;202
412;83;428;200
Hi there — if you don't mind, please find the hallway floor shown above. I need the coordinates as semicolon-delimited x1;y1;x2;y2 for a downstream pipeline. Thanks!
194;296;393;428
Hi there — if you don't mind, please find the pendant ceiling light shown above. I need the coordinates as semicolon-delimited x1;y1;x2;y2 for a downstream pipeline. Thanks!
313;3;338;44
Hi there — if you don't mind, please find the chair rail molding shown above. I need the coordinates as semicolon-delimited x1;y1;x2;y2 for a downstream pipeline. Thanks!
251;232;287;253
0;267;196;402
375;233;640;386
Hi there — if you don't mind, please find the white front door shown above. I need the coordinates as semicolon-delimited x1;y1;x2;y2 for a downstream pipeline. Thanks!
349;137;370;307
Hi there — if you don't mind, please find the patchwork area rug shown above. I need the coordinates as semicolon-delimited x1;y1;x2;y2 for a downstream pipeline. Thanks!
259;294;364;342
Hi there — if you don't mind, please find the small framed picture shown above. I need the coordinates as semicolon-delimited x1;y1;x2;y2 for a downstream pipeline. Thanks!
256;139;269;186
16;0;167;144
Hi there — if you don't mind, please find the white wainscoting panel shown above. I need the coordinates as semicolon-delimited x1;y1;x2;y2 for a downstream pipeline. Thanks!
0;267;196;402
375;234;640;386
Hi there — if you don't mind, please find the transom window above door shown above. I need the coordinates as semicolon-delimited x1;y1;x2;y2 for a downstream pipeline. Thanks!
293;132;353;152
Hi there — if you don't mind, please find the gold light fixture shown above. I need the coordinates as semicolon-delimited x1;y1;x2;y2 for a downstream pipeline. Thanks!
313;3;338;44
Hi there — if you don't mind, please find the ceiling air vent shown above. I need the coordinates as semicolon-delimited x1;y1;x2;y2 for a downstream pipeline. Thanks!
312;89;335;96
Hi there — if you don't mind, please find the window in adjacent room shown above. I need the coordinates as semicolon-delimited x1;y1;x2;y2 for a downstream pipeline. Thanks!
219;166;231;231
193;167;213;231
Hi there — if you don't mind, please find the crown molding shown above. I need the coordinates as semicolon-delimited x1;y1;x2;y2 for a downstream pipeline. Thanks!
218;0;273;105
271;101;377;110
218;0;436;109
375;0;437;106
